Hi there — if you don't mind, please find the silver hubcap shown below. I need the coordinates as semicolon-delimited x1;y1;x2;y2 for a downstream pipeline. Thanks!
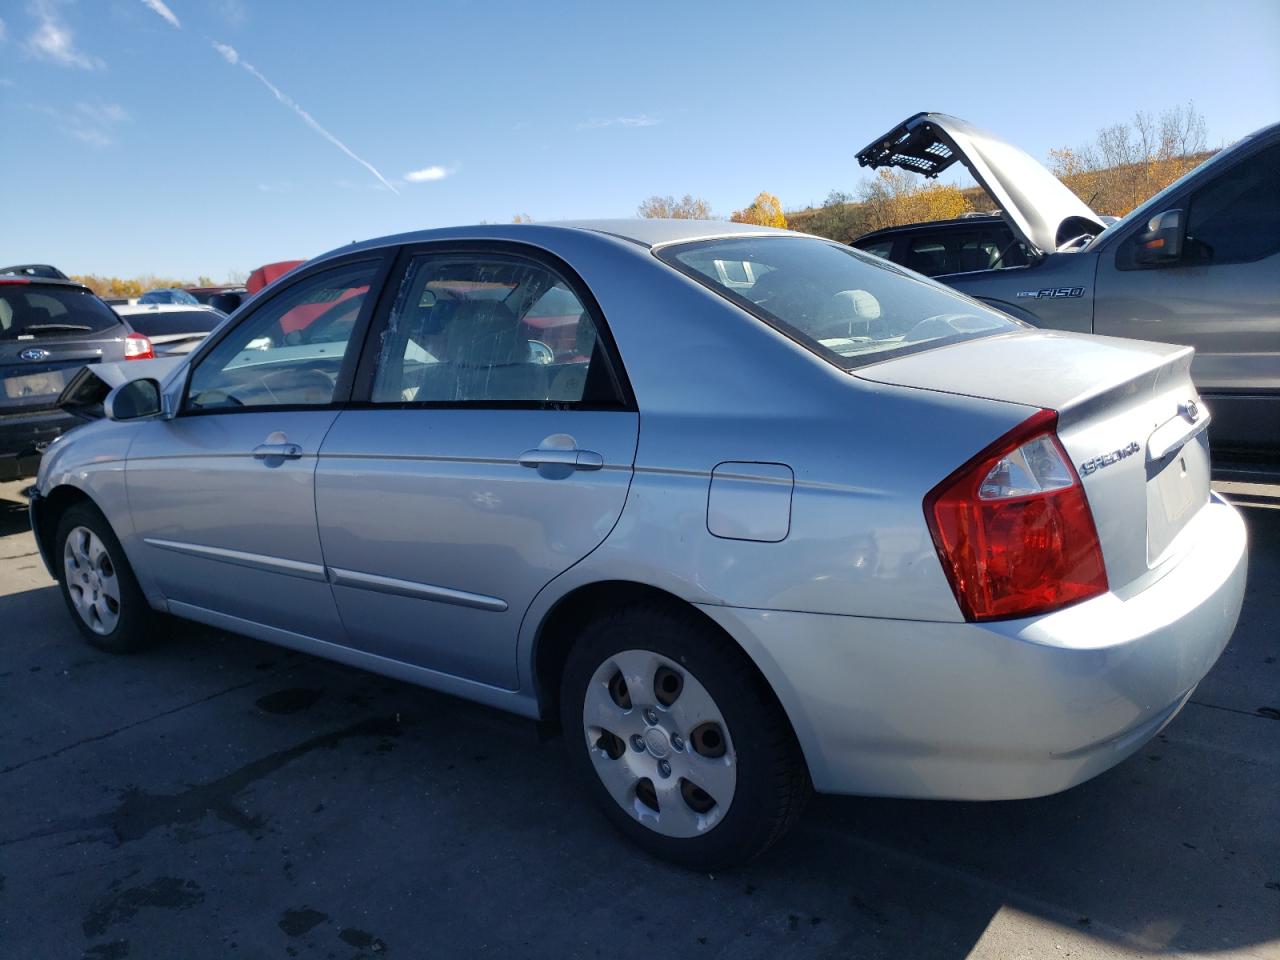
63;526;121;635
583;649;736;838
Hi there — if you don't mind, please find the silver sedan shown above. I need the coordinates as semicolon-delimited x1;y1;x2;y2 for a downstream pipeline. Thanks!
31;220;1247;869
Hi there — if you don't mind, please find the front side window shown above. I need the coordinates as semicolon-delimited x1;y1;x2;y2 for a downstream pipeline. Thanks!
659;236;1022;368
1185;142;1280;264
371;255;604;404
185;262;375;410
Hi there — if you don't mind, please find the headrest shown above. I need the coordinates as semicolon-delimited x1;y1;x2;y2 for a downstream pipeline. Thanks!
446;300;525;367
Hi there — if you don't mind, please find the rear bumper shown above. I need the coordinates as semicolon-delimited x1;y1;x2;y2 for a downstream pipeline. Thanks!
697;495;1248;800
0;408;81;481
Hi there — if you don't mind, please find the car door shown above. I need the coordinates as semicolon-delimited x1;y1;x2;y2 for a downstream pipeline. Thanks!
1093;139;1280;455
125;257;387;640
315;244;639;689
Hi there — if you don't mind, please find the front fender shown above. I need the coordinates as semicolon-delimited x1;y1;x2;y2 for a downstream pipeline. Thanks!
31;420;168;611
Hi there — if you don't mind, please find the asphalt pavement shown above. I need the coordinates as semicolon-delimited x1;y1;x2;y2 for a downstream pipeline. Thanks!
1;478;1277;960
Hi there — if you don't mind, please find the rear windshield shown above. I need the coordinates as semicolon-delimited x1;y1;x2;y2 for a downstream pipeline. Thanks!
657;236;1022;368
124;309;225;337
0;284;121;340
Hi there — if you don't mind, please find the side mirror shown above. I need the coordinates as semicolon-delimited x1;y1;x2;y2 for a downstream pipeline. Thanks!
1133;208;1184;265
104;378;163;421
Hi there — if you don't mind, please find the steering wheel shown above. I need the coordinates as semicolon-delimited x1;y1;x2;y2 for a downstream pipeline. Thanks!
904;313;981;343
257;367;335;404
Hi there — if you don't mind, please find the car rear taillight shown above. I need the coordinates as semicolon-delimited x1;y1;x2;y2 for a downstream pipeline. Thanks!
0;277;32;285
124;332;155;360
924;409;1108;621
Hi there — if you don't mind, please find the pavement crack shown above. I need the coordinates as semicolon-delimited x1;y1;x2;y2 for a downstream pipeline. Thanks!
1;672;282;776
1;715;404;849
1188;699;1279;720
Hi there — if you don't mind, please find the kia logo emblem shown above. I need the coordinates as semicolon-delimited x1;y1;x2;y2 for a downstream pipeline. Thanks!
19;348;51;362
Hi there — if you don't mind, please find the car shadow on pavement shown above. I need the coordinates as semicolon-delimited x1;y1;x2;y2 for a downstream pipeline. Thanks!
0;507;1276;958
0;492;30;538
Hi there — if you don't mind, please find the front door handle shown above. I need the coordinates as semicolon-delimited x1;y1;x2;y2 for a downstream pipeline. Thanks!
518;448;604;471
252;441;303;460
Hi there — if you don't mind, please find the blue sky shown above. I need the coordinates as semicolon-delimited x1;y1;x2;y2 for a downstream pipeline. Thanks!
3;0;1278;279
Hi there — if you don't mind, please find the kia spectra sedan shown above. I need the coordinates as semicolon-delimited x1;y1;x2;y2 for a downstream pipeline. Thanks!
31;220;1247;869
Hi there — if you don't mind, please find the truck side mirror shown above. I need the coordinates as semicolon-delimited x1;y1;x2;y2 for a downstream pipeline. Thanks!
1133;209;1184;265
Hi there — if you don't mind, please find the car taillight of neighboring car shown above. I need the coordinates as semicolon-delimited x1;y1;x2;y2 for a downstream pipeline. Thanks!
924;409;1108;621
124;332;155;360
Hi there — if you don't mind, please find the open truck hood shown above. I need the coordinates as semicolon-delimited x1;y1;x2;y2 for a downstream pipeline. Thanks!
856;112;1106;256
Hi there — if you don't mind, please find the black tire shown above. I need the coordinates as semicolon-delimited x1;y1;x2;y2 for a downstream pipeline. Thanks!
54;501;161;653
560;600;811;870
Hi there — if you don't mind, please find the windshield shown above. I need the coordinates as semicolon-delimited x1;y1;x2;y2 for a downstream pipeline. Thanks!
0;284;121;340
1090;143;1230;246
658;236;1022;368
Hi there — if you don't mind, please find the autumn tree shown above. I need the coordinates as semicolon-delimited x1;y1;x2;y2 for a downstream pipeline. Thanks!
512;213;534;223
791;190;870;243
1049;102;1209;216
730;192;787;228
636;194;714;219
856;170;972;232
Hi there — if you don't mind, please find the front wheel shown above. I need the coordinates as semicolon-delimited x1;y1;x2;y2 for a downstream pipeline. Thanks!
55;501;160;653
561;602;811;869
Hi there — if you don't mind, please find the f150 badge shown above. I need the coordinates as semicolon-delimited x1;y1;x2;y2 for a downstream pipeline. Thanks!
1016;287;1085;299
1079;441;1140;476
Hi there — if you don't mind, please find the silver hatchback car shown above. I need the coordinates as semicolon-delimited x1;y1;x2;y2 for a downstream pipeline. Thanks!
31;220;1247;869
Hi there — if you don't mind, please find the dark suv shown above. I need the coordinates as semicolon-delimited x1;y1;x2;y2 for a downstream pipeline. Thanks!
851;215;1032;277
1;277;152;481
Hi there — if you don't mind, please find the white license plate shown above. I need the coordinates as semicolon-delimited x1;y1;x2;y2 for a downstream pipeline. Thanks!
1146;432;1211;563
3;368;69;399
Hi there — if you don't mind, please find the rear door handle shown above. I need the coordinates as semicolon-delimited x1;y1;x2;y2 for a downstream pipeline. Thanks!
518;448;604;471
252;441;303;460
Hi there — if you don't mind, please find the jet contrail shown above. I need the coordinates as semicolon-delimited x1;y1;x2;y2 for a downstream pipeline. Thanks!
140;0;181;29
211;40;399;194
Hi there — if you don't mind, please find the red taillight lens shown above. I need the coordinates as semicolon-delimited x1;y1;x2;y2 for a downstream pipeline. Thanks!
924;409;1108;621
124;332;155;360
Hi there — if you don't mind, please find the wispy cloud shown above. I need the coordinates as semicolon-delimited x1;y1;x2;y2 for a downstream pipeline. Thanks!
211;39;398;194
140;0;181;29
211;0;247;26
29;100;128;146
257;181;297;193
0;17;8;42
403;165;450;183
0;78;14;87
577;114;661;130
25;0;103;69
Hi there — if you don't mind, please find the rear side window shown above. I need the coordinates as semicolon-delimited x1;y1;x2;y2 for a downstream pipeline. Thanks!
370;255;613;405
659;236;1022;368
1186;142;1280;264
123;309;225;337
0;285;121;339
856;239;894;260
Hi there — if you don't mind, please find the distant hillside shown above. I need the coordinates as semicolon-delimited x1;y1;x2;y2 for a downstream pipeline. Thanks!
786;150;1215;243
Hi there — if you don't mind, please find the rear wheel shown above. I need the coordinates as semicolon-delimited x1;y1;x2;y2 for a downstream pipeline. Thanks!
55;502;160;653
561;601;810;869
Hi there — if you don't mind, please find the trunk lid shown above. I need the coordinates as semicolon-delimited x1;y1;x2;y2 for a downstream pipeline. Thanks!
858;330;1211;592
0;333;122;414
856;112;1106;256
